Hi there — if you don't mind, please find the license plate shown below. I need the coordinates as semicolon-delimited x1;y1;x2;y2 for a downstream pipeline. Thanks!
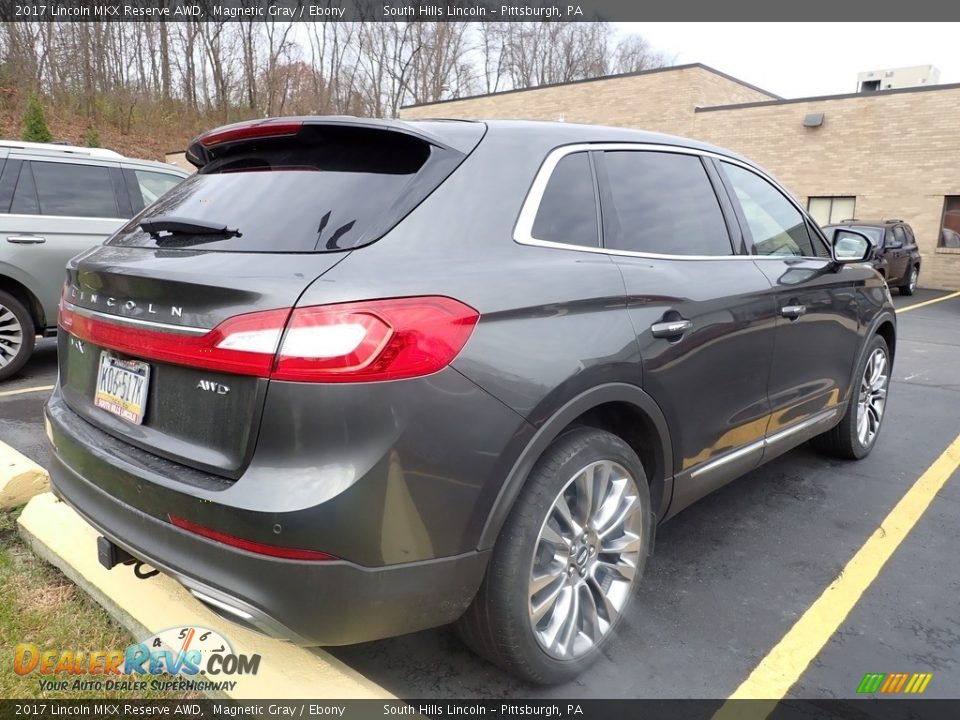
94;353;150;425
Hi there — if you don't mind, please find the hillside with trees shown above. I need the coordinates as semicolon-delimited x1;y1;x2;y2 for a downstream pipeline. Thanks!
0;21;670;160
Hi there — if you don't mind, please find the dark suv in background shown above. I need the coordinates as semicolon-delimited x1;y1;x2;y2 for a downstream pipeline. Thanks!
823;218;922;295
45;118;895;684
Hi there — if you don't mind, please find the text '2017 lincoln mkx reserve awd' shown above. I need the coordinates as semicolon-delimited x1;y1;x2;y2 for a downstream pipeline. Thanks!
45;118;895;684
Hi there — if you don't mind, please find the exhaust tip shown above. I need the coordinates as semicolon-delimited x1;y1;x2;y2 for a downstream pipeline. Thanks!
189;589;254;621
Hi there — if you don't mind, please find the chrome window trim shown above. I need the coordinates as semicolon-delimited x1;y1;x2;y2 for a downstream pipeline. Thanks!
513;142;828;262
7;153;119;169
0;212;127;222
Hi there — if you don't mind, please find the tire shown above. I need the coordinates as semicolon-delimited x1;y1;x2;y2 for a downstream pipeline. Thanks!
0;290;35;381
898;265;919;296
811;334;890;460
456;427;652;684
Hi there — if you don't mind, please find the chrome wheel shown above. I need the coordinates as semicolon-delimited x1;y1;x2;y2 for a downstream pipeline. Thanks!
528;459;644;660
908;267;918;293
0;302;24;369
856;348;888;448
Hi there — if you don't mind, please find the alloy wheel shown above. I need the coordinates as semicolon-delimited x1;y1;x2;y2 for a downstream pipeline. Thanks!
0;302;24;369
528;459;644;660
909;268;918;294
856;348;888;448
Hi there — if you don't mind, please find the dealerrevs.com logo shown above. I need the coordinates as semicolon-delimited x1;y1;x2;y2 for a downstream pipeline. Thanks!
14;626;260;693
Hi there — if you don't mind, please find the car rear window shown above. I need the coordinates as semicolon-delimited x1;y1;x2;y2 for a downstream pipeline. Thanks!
108;126;444;252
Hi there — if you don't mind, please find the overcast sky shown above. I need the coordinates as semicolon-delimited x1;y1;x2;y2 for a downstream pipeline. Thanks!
622;23;959;98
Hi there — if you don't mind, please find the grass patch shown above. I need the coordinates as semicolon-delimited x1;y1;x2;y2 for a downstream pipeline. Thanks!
0;506;198;699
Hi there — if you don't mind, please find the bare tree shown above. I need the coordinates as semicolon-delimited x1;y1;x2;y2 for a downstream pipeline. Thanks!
261;20;299;115
0;20;669;143
612;34;673;75
476;22;509;94
194;20;233;117
238;19;261;111
405;22;474;105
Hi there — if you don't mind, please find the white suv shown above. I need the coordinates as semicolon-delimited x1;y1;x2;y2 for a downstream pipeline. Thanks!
0;141;188;379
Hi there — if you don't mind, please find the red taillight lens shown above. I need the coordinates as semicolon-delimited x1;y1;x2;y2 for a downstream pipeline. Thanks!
169;515;336;561
59;303;289;377
273;297;480;382
60;296;479;383
197;119;303;148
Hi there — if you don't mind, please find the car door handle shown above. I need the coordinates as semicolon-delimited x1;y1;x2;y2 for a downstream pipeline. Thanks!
7;235;46;244
651;319;693;339
781;304;806;319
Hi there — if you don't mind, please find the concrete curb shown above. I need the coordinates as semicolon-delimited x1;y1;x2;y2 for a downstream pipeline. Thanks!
17;492;394;700
0;440;49;508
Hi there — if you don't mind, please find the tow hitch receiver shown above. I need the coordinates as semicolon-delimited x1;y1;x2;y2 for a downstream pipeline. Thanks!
97;535;133;570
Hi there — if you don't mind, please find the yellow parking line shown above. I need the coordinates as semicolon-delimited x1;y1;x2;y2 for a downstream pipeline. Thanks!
898;290;960;314
713;433;960;717
0;384;54;399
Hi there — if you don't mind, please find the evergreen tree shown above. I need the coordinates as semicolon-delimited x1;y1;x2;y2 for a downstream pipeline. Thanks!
22;95;53;143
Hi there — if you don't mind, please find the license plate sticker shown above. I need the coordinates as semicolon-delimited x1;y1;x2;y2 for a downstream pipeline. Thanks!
94;353;150;425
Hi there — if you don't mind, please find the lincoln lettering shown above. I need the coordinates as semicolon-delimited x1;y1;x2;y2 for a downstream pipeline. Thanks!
68;286;183;318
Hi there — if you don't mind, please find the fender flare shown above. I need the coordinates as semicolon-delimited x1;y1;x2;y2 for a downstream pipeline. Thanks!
477;383;673;550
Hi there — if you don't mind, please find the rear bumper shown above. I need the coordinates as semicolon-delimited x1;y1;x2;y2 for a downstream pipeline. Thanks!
45;396;490;646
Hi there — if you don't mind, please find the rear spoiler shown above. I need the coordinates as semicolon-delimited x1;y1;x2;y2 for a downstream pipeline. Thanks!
186;116;482;169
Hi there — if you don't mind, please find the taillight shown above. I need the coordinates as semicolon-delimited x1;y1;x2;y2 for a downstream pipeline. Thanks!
272;297;479;382
169;515;336;561
196;119;303;148
60;296;479;383
59;303;289;377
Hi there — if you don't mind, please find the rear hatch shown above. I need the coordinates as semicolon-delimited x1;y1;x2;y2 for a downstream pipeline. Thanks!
57;118;483;479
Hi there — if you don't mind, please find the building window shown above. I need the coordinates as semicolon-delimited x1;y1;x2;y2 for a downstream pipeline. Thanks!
807;196;856;226
939;196;960;248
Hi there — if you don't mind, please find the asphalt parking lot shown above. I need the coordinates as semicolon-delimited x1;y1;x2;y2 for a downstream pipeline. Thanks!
2;289;958;700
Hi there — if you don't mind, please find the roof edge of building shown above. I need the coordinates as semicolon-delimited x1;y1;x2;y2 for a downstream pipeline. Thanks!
400;62;781;111
697;80;960;112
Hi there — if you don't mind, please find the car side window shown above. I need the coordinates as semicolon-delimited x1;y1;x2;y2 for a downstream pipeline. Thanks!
599;150;733;256
720;162;827;258
132;170;182;211
530;152;599;248
30;160;120;218
902;225;916;246
892;225;907;247
10;162;40;215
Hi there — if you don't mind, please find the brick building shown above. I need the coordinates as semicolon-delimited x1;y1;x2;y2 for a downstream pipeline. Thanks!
400;63;960;290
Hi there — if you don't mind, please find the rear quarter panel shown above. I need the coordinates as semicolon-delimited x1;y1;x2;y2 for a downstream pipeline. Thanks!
291;128;645;554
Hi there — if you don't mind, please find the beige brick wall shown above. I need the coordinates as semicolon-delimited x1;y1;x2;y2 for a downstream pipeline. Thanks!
400;65;774;138
691;90;960;289
401;67;960;289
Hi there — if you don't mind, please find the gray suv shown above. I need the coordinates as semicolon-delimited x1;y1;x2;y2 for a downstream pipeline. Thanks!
45;118;895;683
0;141;187;379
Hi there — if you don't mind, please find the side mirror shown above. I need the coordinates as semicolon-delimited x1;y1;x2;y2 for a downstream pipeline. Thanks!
831;228;873;264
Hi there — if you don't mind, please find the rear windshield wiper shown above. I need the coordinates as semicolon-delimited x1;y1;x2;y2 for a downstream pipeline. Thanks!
140;215;241;239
